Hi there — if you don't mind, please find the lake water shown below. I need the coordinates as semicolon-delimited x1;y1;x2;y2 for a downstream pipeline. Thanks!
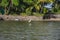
0;21;60;40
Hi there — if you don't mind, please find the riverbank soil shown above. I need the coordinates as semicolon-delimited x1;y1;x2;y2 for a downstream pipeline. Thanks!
0;14;60;21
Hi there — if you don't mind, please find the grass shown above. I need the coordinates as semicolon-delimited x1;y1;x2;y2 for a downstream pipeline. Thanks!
33;13;44;16
20;13;28;16
20;13;44;16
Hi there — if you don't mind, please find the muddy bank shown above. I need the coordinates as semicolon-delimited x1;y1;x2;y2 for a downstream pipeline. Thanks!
0;15;42;21
0;15;60;21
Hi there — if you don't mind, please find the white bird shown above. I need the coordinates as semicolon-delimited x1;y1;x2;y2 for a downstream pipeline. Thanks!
28;19;32;23
15;18;19;21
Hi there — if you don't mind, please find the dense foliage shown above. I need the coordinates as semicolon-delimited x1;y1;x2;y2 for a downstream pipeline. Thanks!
0;0;60;16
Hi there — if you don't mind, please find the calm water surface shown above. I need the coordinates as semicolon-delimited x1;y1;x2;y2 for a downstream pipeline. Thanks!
0;21;60;40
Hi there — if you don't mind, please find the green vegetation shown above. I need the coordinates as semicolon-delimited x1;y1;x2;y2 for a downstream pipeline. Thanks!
0;0;60;16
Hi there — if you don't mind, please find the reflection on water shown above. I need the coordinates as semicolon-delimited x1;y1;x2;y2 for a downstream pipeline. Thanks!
0;21;60;40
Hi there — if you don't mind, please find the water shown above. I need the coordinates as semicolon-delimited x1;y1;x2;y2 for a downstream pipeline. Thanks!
0;21;60;40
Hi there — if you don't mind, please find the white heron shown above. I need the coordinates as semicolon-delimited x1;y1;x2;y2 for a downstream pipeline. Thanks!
15;18;19;21
28;19;32;23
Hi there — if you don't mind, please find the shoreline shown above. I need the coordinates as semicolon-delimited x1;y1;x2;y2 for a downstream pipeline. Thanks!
0;15;60;21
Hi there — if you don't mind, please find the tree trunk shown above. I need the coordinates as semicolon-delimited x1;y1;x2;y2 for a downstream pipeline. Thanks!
7;0;13;15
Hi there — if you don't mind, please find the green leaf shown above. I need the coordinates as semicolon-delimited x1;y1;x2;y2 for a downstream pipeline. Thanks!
12;0;19;6
23;0;33;4
1;0;8;7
